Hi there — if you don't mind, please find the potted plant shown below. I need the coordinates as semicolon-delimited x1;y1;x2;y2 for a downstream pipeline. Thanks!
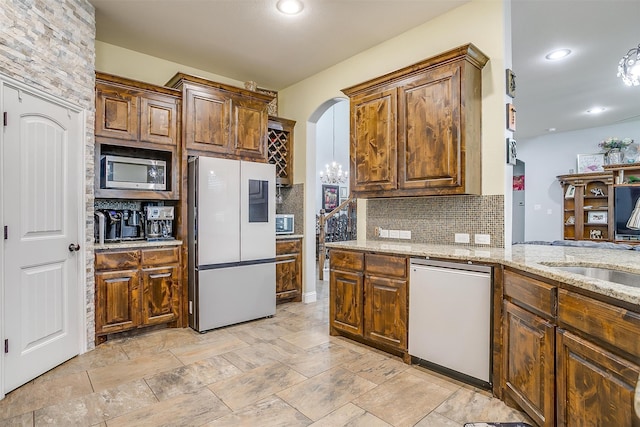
599;137;634;164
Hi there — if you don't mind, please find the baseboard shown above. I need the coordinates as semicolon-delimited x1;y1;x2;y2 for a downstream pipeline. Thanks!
303;291;317;303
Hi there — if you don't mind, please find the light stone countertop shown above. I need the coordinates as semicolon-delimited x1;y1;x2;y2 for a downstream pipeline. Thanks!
276;234;304;240
95;239;183;251
325;239;640;307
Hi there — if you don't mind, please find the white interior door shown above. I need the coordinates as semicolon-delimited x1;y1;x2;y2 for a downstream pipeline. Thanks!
2;83;82;393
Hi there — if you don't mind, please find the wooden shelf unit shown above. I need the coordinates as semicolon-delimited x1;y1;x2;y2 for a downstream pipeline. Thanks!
557;172;614;241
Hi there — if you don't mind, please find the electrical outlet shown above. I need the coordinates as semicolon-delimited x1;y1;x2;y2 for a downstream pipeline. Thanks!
374;226;381;237
380;229;389;238
389;229;400;239
454;233;470;244
399;230;411;239
474;234;491;245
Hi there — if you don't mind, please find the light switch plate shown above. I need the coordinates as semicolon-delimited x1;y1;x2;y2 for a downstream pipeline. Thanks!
455;233;470;244
389;229;400;239
399;230;411;239
380;229;389;238
474;234;491;245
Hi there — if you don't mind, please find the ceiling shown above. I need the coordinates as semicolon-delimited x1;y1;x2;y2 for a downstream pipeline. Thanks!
90;0;640;141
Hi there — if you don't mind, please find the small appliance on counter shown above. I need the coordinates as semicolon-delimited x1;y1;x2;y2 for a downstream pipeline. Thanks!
144;205;174;240
94;209;145;243
275;214;294;235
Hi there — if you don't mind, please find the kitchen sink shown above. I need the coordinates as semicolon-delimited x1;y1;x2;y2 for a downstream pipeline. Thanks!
547;265;640;288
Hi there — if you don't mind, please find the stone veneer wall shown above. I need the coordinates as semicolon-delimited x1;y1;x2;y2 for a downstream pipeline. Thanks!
276;183;304;235
367;195;505;247
0;0;96;347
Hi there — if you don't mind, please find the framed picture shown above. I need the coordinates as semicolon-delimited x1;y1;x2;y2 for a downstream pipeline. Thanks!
576;153;605;173
339;186;348;198
506;138;517;165
565;185;575;199
322;185;339;211
587;211;608;224
513;175;524;191
506;103;516;131
506;69;516;98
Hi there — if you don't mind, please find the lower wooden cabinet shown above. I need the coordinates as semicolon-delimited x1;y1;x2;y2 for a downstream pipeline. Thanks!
502;269;640;426
275;237;302;303
556;329;640;427
95;246;181;343
329;249;408;357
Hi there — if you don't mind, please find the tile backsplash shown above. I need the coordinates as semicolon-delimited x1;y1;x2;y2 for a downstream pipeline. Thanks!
366;195;504;247
276;183;304;235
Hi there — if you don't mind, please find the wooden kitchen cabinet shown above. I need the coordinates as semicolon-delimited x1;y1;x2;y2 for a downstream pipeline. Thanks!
167;73;273;161
268;116;296;186
275;237;302;303
329;249;408;359
95;246;181;343
96;72;180;147
557;172;614;241
502;270;557;427
342;44;488;198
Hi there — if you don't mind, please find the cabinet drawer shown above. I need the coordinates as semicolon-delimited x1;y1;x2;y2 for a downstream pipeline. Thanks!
330;250;364;272
366;253;407;278
504;270;557;319
558;289;640;360
141;247;180;266
95;250;139;270
276;239;301;255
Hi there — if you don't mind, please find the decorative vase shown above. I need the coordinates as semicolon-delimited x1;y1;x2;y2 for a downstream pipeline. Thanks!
607;149;624;165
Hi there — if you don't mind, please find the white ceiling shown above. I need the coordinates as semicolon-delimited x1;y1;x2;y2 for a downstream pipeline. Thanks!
90;0;640;141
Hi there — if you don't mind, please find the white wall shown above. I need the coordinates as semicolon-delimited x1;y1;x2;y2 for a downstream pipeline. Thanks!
315;100;349;212
518;119;640;241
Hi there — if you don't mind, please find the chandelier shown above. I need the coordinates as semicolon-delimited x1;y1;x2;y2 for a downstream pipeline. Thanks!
617;43;640;86
319;107;348;184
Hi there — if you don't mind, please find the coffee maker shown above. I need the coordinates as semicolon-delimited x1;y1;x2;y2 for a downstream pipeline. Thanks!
120;209;144;240
144;205;174;240
97;209;144;242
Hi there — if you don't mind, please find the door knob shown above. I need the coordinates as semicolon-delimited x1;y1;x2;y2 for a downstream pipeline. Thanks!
68;243;81;252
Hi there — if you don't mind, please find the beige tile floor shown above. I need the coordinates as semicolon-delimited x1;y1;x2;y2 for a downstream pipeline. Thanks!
0;279;533;426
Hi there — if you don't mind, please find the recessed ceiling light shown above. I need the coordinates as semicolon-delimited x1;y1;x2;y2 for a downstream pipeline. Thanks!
545;49;572;61
276;0;304;15
586;107;606;114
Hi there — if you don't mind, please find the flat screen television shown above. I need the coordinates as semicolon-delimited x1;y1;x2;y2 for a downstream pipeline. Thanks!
614;186;640;240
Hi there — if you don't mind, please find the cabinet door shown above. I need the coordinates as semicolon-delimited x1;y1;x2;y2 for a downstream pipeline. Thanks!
96;83;138;141
95;270;140;335
557;329;640;427
330;270;364;336
363;275;407;350
275;254;300;301
503;301;555;427
140;266;179;326
350;88;398;193
397;62;462;191
140;95;178;146
231;96;268;160
184;86;231;154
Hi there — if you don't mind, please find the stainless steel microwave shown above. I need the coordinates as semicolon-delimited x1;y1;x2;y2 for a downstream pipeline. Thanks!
101;155;167;190
275;214;294;235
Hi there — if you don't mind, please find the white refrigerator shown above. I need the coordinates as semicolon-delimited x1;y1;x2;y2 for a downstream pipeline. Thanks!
188;156;276;332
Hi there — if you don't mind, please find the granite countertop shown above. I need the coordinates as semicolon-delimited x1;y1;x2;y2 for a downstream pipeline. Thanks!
276;234;304;240
325;239;640;307
95;239;183;251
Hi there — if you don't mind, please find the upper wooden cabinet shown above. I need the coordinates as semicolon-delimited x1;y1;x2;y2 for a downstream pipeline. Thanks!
342;44;488;198
268;116;296;186
167;73;273;161
95;72;180;147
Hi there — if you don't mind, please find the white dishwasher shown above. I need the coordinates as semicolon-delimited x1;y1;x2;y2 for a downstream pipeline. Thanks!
409;258;492;387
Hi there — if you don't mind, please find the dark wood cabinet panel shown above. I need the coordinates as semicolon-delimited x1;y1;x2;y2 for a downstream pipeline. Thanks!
184;86;231;154
350;89;398;193
95;270;139;335
504;269;557;319
364;275;407;350
231;96;268;160
276;238;302;303
141;266;179;326
95;247;181;343
330;269;364;336
556;329;640;427
502;301;555;427
96;84;138;141
342;44;488;198
140;96;178;146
